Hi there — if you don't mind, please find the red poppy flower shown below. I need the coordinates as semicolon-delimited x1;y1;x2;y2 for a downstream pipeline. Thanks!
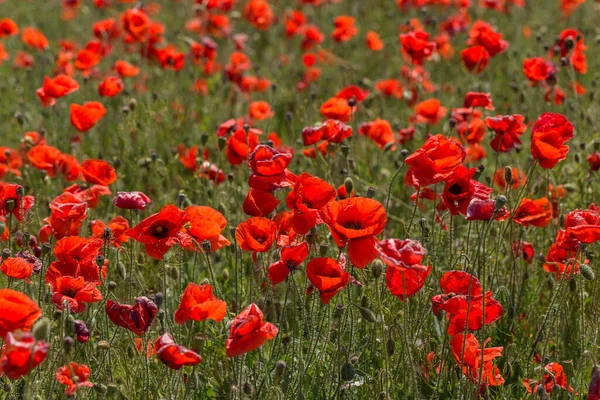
465;198;510;221
512;241;535;264
80;159;117;186
41;75;79;99
404;134;465;188
274;211;297;247
0;147;22;179
0;18;18;38
461;46;489;74
443;166;492;215
226;303;278;357
412;99;447;125
588;152;600;171
467;20;508;57
93;18;120;40
524;362;574;394
243;0;274;31
484;114;526;153
243;188;279;217
320;198;387;268
21;27;49;50
514;198;552;228
358;119;396;150
332;15;358;43
27;145;62;177
121;8;150;42
464;92;494;110
306;256;353;304
376;238;428;272
432;271;504;336
74;49;100;70
0;257;34;283
70;102;107;132
386;265;431;301
45;192;89;239
544;229;585;280
320;97;353;123
375;79;403;98
98;76;124;97
174;283;226;324
0;289;41;339
45;236;105;285
55;362;94;396
106;296;158;335
125;204;188;260
154;332;202;369
450;333;504;386
286;172;336;234
114;60;140;77
51;276;102;313
113;191;151;210
0;331;48;380
156;46;185;71
182;206;230;253
0;183;35;222
564;209;600;244
247;145;294;192
366;30;384;51
249;101;273;121
302;119;352;146
235;217;277;259
268;242;309;285
523;57;555;82
225;125;261;165
493;167;526;189
400;30;436;65
531;112;574;169
91;216;130;247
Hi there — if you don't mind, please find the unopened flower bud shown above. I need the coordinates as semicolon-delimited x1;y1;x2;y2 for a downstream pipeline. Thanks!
33;317;51;341
580;264;595;281
155;292;164;308
344;177;354;197
371;259;383;279
359;307;376;323
504;166;514;186
63;336;75;353
495;195;507;210
202;240;211;253
218;136;227;151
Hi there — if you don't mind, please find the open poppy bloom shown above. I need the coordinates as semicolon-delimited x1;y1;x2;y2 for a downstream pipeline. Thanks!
320;197;387;268
55;362;94;396
531;112;574;169
0;289;41;339
121;8;150;42
465;198;510;221
174;283;227;324
467;20;508;57
564;208;600;244
0;257;34;283
442;166;493;216
114;60;140;77
226;303;278;357
155;332;202;369
45;236;106;285
386;265;431;301
181;206;230;253
461;46;489;74
268;242;309;285
27;145;62;177
98;76;124;97
243;188;279;217
320;96;354;123
80;159;117;186
125;204;189;260
0;332;49;380
376;238;428;272
399;30;436;65
306;256;350;304
106;296;158;335
432;271;503;336
44;192;88;239
450;333;504;386
113;191;151;210
91;216;130;247
0;183;34;222
332;15;358;43
523;362;574;394
51;276;102;313
358;119;396;150
235;217;277;261
366;30;383;51
286;172;336;234
70;102;107;132
485;114;526;153
544;229;586;280
412;99;447;125
464;92;494;110
41;74;79;99
21;27;49;50
514;198;552;228
404;134;465;188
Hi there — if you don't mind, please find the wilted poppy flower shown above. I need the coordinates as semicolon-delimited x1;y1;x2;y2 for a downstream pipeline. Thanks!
464;92;494;110
514;198;552;228
174;283;226;324
523;362;574;394
320;197;387;268
268;242;309;285
73;320;90;343
306;257;350;304
154;332;202;369
412;99;447;125
80;159;117;186
386;265;431;301
98;76;124;97
41;75;79;99
461;46;489;74
376;239;428;272
485;114;526;153
0;332;48;380
106;296;158;335
286;172;336;234
235;217;277;260
182;206;230;253
113;191;151;210
55;363;94;396
432;271;504;336
125;204;188;260
442;166;492;215
51;276;102;313
0;257;34;283
70;102;107;132
226;303;278;357
0;289;41;339
450;333;504;386
404;134;465;188
400;30;436;65
531;112;574;169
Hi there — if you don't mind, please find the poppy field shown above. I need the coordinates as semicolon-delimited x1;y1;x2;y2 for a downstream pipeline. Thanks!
1;0;600;398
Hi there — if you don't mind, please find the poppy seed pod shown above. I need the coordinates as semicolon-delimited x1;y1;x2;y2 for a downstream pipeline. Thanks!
383;142;395;152
333;304;345;319
495;195;508;210
366;187;376;198
242;382;254;395
319;244;328;257
200;132;209;146
448;117;457;130
340;143;350;158
95;255;105;268
386;337;395;356
400;149;409;159
201;240;211;253
2;249;11;261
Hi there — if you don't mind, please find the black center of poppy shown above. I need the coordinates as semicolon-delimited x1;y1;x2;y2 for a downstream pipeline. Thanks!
343;220;363;230
448;183;463;196
152;224;170;239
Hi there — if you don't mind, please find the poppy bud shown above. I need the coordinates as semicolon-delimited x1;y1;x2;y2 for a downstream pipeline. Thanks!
96;255;105;267
218;136;227;151
386;337;395;356
15;112;26;126
504;166;514;186
333;304;345;319
108;281;117;291
341;362;355;381
569;278;577;292
580;264;595;281
94;384;108;394
227;173;235;182
1;249;10;260
122;106;130;115
371;259;383;279
74;320;90;343
347;97;357;107
202;240;211;253
15;186;24;197
344;177;354;197
366;187;376;198
383;142;395;152
296;392;306;400
359;307;376;323
242;382;254;395
340;143;350;158
319;244;328;257
63;336;75;353
5;199;15;212
448;117;457;130
305;232;315;245
222;268;229;280
103;227;111;241
200;132;209;147
33;317;51;341
98;340;111;350
495;195;507;210
33;246;42;258
155;292;164;308
128;98;137;110
53;310;62;320
275;360;286;378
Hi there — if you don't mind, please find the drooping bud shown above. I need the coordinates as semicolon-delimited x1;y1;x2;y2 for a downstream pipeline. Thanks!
344;177;354;197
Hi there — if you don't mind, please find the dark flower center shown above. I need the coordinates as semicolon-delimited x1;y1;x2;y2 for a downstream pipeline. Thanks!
152;224;170;239
343;220;363;230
